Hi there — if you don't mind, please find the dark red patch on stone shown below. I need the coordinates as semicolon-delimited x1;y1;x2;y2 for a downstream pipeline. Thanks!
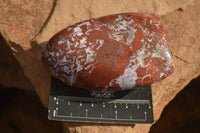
42;13;173;91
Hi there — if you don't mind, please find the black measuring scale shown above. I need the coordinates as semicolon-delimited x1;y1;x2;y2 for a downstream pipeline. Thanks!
48;76;154;124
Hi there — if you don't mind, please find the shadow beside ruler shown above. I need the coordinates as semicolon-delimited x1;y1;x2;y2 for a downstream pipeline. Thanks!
48;77;154;124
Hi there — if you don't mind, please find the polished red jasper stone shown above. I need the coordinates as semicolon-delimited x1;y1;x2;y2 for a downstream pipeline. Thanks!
42;13;173;91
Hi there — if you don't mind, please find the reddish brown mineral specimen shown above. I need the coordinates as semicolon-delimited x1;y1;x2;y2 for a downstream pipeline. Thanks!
42;13;173;91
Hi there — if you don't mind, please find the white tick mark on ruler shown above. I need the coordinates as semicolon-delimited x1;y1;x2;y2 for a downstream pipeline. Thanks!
137;104;140;109
70;112;72;117
114;103;117;108
86;109;88;117
115;111;118;119
126;104;128;109
53;110;56;117
144;112;147;120
103;102;105;108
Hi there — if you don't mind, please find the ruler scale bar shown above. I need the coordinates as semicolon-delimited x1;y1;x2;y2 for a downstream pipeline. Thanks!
49;77;154;124
54;110;147;121
58;96;150;104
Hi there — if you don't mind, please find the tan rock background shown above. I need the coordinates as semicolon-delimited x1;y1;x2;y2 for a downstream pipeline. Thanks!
0;0;200;133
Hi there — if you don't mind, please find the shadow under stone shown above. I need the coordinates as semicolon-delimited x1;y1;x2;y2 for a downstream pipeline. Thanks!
149;76;200;133
0;86;64;133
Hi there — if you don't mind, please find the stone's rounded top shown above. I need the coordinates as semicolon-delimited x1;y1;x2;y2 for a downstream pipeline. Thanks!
42;13;173;91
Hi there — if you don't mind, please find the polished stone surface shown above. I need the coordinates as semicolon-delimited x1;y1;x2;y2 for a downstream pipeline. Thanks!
42;13;173;91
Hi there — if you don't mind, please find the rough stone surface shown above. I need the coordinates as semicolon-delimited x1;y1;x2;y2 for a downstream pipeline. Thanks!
35;0;194;46
0;0;54;50
42;13;173;91
0;0;200;133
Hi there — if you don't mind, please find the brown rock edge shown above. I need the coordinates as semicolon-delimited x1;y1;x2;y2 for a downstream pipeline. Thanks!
0;0;200;133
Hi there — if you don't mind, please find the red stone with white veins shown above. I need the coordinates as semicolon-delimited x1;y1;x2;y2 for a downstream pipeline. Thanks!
42;13;173;91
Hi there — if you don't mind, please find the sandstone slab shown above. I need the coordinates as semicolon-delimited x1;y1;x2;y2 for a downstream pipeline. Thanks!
0;0;54;50
0;0;199;133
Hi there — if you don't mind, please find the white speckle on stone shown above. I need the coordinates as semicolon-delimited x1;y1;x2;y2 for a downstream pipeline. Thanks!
88;42;93;46
74;27;83;36
63;66;70;74
88;64;96;73
75;58;83;72
80;37;87;44
61;56;67;62
94;26;101;31
85;64;92;70
79;37;87;48
71;37;75;42
152;50;161;58
74;42;79;47
95;39;104;50
143;28;149;36
160;73;164;78
69;62;76;85
67;27;72;31
127;27;137;44
77;21;91;27
85;47;96;64
107;32;112;39
141;39;144;43
67;49;76;54
137;49;146;67
80;58;85;62
155;21;161;29
150;20;153;24
49;52;55;56
58;40;65;45
147;38;152;43
85;29;93;35
56;52;59;56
